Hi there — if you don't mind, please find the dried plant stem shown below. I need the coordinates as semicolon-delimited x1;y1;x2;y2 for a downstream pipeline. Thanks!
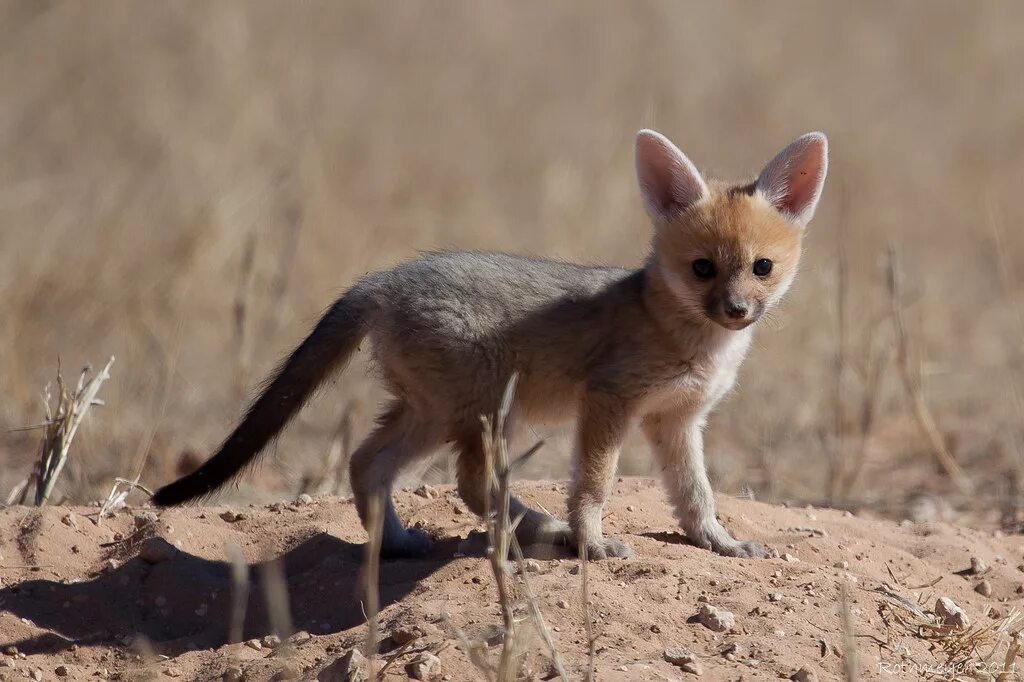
480;374;568;682
361;493;383;678
227;544;249;644
579;541;596;682
886;246;972;496
30;357;115;505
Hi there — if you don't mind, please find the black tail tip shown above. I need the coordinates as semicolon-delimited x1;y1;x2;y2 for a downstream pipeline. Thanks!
150;480;201;507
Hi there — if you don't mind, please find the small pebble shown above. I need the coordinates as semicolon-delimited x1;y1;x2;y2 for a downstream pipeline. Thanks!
697;604;735;632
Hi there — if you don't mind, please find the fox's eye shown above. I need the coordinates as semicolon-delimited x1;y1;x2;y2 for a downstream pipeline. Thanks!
753;258;773;277
692;259;716;280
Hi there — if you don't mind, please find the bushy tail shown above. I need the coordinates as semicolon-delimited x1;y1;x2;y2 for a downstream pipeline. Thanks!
152;291;373;506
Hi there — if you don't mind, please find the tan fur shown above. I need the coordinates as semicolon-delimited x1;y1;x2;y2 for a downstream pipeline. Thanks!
153;129;828;560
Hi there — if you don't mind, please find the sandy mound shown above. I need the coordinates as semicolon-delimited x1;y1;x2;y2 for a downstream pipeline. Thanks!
1;478;1021;681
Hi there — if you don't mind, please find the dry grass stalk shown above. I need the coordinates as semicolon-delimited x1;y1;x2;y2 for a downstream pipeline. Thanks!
876;583;1022;679
886;246;972;496
233;228;259;395
361;493;384;678
226;544;250;644
459;373;567;682
97;477;153;521
259;557;294;643
17;357;115;506
839;582;859;681
578;541;596;682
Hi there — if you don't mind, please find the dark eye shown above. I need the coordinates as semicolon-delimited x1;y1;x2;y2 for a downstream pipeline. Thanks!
692;259;716;280
753;258;773;277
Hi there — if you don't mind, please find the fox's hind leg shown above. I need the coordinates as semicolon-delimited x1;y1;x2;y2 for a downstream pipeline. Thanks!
454;433;572;548
350;402;441;558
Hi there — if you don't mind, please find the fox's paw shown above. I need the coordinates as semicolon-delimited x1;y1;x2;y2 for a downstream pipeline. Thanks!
712;538;765;559
579;535;633;560
380;527;433;560
688;520;765;559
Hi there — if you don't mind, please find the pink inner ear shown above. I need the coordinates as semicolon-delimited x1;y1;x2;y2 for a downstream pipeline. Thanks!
779;157;821;217
758;133;828;224
635;130;707;222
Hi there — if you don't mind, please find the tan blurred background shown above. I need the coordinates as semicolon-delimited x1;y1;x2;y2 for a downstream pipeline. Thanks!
2;1;1022;519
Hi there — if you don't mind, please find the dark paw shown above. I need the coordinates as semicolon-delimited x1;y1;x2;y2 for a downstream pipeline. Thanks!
379;528;434;559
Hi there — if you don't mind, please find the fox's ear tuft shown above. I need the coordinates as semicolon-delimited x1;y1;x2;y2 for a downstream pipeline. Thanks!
756;132;829;227
635;129;708;223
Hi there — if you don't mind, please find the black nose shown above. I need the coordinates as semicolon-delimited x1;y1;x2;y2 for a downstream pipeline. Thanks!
725;302;748;319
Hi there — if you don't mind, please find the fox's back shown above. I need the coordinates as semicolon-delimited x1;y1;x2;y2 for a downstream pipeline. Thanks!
361;251;646;420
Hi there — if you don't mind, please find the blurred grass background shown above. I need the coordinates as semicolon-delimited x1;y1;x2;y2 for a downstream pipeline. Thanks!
1;1;1022;519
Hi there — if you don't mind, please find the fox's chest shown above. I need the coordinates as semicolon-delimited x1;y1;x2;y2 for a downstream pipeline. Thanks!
644;330;753;414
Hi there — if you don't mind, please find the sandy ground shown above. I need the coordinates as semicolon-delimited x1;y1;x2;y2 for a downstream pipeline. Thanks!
1;478;1022;681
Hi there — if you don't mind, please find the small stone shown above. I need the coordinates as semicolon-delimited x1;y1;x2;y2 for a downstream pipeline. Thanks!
523;559;542;573
139;537;176;564
781;553;800;562
244;639;262;651
290;631;312;645
664;648;702;674
389;628;420;646
664;648;697;666
405;653;442;681
219;510;242;523
272;662;301;681
791;666;818;682
318;648;367;682
262;634;282;648
414;485;435;499
221;666;244;682
650;624;662;633
31;669;43;681
568;565;581;576
833;561;849;570
1015;584;1024;594
61;513;77;528
55;665;69;677
935;597;970;630
768;592;783;602
697;604;735;632
556;599;570;609
721;642;744;660
975;580;993;597
297;493;314;505
134;511;159;527
969;557;989;575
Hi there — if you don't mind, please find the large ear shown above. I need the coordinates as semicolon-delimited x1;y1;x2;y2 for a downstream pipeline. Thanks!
755;132;828;227
635;129;708;222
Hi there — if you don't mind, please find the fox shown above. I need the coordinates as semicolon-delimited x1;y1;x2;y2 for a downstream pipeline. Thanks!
153;129;828;560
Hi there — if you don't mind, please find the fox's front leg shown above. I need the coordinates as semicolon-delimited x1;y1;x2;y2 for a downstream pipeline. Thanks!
568;392;633;560
642;411;765;558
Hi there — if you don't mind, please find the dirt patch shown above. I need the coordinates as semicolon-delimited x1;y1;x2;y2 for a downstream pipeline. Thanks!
1;478;1021;681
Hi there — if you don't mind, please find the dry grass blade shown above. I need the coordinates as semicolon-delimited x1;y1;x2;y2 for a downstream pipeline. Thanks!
886;246;972;496
475;373;568;682
226;544;250;644
875;578;1023;679
259;557;293;643
840;582;859;681
579;541;596;682
361;493;383;678
26;357;115;506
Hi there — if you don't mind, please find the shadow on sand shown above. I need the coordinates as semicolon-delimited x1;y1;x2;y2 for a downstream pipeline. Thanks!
0;532;466;657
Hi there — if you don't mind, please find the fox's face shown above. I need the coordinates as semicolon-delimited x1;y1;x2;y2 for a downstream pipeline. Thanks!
636;130;828;331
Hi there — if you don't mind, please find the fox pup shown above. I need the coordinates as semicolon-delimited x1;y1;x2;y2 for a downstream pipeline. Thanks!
154;129;828;560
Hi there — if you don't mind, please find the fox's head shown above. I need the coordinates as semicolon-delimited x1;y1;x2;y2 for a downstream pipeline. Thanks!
637;129;828;331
